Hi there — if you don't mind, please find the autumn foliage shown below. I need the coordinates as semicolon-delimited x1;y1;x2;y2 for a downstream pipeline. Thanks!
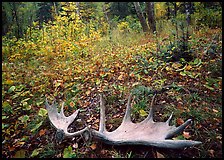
2;2;222;158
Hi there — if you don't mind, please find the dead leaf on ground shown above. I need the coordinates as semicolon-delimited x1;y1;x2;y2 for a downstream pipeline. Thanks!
208;149;215;157
39;129;47;136
176;118;184;125
90;143;97;150
183;131;191;139
156;151;165;158
13;149;26;158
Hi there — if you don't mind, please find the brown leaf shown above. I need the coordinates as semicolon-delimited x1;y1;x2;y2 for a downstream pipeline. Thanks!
39;129;46;136
208;149;215;157
9;146;16;152
156;151;165;158
69;101;75;107
176;118;184;125
90;143;97;150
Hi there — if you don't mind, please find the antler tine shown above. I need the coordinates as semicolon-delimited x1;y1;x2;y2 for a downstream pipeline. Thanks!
166;112;173;125
99;93;106;133
142;94;156;123
60;102;66;117
165;119;192;139
122;94;132;123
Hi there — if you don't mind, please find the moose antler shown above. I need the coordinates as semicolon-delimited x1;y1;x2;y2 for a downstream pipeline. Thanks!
45;98;88;140
91;94;202;148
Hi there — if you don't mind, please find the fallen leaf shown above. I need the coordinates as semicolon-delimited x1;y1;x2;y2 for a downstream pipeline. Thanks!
39;129;46;136
183;131;191;139
212;109;218;113
90;143;97;150
185;65;192;70
139;109;148;117
9;146;16;152
176;118;184;125
86;90;91;96
72;143;78;149
31;148;42;157
69;101;75;107
129;72;135;77
208;149;215;157
14;149;26;158
156;151;165;158
118;74;124;81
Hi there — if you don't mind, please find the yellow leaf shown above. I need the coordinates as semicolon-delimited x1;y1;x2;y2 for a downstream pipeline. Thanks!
139;109;148;117
172;62;182;69
14;150;26;158
86;90;91;96
165;66;172;71
132;82;140;87
148;57;154;63
5;79;14;85
118;74;123;81
185;65;192;71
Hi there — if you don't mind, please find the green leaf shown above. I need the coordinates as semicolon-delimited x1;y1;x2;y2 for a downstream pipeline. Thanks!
63;146;76;158
31;148;42;157
18;115;29;123
36;101;44;106
173;135;186;140
139;109;148;117
8;86;16;93
38;108;48;117
2;123;9;129
21;98;31;103
14;149;26;158
204;84;215;91
95;78;101;85
2;101;12;114
31;121;43;133
180;71;186;76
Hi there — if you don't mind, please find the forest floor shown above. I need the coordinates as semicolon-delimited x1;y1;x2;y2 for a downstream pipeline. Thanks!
2;28;222;158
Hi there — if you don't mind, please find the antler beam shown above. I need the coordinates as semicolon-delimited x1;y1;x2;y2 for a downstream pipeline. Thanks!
92;94;202;148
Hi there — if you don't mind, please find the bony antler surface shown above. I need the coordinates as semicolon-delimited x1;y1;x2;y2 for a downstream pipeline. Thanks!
91;94;202;148
45;98;88;139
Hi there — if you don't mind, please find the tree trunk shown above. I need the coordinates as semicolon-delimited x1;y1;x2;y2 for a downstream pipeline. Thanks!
146;2;156;33
174;2;178;39
11;2;22;39
166;2;170;19
133;2;149;32
75;2;81;18
53;2;58;16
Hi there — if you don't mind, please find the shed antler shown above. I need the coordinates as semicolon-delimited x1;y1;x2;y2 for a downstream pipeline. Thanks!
92;94;202;148
45;98;88;140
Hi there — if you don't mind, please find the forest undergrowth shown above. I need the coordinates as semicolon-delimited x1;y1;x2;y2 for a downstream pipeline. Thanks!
2;26;222;158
